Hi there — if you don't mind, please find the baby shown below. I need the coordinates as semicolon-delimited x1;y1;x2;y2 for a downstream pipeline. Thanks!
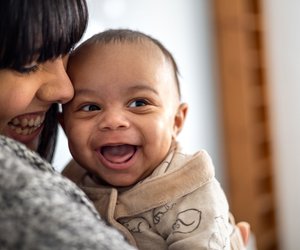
62;29;245;249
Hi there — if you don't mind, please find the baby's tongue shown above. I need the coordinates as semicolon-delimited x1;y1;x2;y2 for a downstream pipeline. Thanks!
101;145;135;163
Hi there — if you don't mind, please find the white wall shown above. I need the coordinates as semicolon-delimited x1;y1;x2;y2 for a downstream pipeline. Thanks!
262;1;300;249
53;0;225;185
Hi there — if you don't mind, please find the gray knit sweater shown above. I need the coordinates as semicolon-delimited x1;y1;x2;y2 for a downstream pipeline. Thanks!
0;135;135;250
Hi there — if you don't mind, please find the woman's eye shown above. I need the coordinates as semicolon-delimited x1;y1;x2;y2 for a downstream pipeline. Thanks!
80;104;100;111
129;99;149;108
17;62;39;74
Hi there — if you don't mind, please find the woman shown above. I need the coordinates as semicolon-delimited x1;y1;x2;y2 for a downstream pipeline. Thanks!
0;0;79;161
0;1;135;249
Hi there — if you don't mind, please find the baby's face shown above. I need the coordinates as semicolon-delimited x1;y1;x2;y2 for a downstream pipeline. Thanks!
63;41;187;187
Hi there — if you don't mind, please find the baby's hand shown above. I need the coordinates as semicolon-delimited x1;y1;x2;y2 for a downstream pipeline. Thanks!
237;221;250;245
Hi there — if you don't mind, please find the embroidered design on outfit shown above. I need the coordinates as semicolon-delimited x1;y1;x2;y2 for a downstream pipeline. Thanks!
153;203;176;224
172;208;201;234
121;217;151;233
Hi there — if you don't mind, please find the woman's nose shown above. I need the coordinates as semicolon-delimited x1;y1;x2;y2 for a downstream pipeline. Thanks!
36;57;74;104
98;109;130;131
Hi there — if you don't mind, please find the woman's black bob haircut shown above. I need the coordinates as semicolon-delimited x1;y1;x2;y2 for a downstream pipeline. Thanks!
0;0;88;162
0;0;88;70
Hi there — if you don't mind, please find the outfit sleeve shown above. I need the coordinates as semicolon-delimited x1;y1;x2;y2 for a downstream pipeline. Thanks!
0;136;136;250
154;179;232;250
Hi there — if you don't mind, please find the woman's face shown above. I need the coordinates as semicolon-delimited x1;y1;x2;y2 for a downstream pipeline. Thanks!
0;56;74;151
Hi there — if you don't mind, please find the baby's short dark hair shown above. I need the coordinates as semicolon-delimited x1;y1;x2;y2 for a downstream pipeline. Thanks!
74;29;182;99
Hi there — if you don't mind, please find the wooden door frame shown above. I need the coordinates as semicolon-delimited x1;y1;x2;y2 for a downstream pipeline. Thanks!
211;1;278;249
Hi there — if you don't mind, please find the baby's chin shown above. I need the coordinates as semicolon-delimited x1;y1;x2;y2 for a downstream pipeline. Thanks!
92;172;141;188
109;178;139;188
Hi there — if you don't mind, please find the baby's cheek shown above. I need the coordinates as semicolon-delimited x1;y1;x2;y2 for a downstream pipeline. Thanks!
65;124;83;148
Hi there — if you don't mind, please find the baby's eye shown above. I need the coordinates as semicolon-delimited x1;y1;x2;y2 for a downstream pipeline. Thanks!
128;99;149;108
80;104;101;111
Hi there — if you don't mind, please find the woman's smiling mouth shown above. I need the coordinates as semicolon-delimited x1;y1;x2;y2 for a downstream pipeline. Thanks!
8;114;45;136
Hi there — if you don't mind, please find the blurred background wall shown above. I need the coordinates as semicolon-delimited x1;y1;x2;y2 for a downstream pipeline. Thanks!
263;1;300;249
52;0;300;249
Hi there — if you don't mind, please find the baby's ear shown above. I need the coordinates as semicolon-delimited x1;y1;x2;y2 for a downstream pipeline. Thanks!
173;102;188;136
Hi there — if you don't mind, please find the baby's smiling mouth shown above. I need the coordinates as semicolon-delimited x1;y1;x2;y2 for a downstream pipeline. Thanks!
101;144;137;164
8;115;45;136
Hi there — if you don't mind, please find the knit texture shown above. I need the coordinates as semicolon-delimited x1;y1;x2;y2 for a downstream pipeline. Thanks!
0;135;135;250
